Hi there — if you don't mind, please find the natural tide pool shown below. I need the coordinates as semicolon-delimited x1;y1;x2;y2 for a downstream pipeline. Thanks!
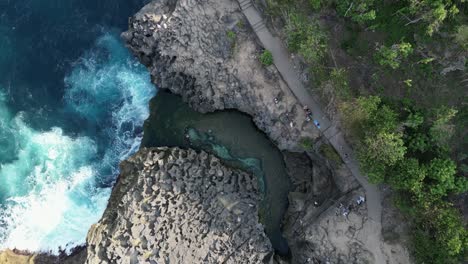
142;91;291;254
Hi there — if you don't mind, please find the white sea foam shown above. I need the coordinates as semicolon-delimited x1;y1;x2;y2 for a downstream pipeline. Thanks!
0;33;155;253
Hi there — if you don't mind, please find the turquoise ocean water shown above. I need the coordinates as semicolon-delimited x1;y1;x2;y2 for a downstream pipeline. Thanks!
0;0;154;253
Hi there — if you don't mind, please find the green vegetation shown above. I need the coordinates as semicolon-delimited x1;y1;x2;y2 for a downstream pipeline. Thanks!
455;25;468;49
300;137;314;150
342;96;468;263
285;12;327;64
226;30;236;43
309;0;322;10
259;49;274;66
319;144;343;164
263;0;467;262
374;42;413;69
404;0;463;36
336;0;376;23
330;68;352;100
226;30;237;53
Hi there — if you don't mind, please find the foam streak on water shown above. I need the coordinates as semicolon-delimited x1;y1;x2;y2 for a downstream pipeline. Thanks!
0;33;156;253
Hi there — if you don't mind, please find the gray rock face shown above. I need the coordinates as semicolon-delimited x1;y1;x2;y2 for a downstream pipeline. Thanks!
122;0;319;150
86;147;273;264
281;154;412;264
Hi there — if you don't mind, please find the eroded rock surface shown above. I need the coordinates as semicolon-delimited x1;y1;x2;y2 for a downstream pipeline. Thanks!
122;0;319;150
86;147;273;264
281;154;412;264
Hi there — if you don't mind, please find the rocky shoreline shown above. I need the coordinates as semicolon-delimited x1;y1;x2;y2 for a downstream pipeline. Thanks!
116;0;412;263
86;147;273;263
1;0;412;263
121;0;319;151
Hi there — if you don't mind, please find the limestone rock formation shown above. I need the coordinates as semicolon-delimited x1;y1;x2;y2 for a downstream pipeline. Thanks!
122;0;319;150
86;147;273;264
282;152;412;264
114;1;413;264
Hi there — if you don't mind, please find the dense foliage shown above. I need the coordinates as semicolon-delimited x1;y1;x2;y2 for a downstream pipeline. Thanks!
265;0;467;262
455;25;468;49
284;12;327;64
336;0;376;23
374;42;413;69
341;96;468;263
335;0;466;35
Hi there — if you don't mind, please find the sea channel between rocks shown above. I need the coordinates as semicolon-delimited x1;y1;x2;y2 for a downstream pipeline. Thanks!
142;90;292;254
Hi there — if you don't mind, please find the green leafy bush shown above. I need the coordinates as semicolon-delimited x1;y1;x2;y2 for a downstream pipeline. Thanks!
454;25;468;49
259;49;274;66
374;42;413;69
429;106;458;148
388;158;426;193
226;30;236;42
309;0;322;10
412;204;468;264
406;0;462;36
360;131;406;182
340;95;381;132
319;144;342;164
330;68;351;100
285;12;327;64
300;137;314;150
336;0;376;23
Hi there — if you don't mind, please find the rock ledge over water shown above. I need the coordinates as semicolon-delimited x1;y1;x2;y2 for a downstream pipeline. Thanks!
122;0;318;150
86;147;273;264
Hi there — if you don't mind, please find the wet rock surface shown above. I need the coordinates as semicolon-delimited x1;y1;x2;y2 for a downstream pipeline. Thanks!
86;147;273;264
122;0;319;150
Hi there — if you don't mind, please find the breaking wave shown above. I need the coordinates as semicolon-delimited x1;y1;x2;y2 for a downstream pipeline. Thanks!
0;33;155;253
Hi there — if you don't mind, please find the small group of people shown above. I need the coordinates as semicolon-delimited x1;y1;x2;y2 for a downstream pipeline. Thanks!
338;202;350;217
356;195;365;205
303;105;321;129
337;195;366;218
303;105;312;119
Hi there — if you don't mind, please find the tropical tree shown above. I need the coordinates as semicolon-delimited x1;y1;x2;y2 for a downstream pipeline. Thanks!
388;158;426;193
360;132;406;182
405;0;463;35
336;0;376;23
285;12;327;64
425;158;457;197
375;42;413;69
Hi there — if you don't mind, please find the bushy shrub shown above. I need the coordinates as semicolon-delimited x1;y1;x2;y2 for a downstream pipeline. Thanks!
309;0;322;10
374;42;413;69
454;25;468;50
330;68;351;100
226;30;236;42
336;0;376;23
300;137;314;150
285;12;327;64
319;144;342;164
259;49;274;66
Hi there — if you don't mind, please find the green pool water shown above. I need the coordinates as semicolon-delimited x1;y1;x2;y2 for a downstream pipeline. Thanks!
142;91;291;254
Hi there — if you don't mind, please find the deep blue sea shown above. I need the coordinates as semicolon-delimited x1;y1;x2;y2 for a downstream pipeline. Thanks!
0;0;154;253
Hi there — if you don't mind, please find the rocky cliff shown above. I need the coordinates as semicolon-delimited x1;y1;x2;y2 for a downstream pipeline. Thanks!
281;152;412;264
113;1;412;264
86;147;273;264
0;1;413;264
121;0;319;150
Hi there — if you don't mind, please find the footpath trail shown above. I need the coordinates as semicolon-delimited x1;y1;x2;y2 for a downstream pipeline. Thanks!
237;0;386;262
